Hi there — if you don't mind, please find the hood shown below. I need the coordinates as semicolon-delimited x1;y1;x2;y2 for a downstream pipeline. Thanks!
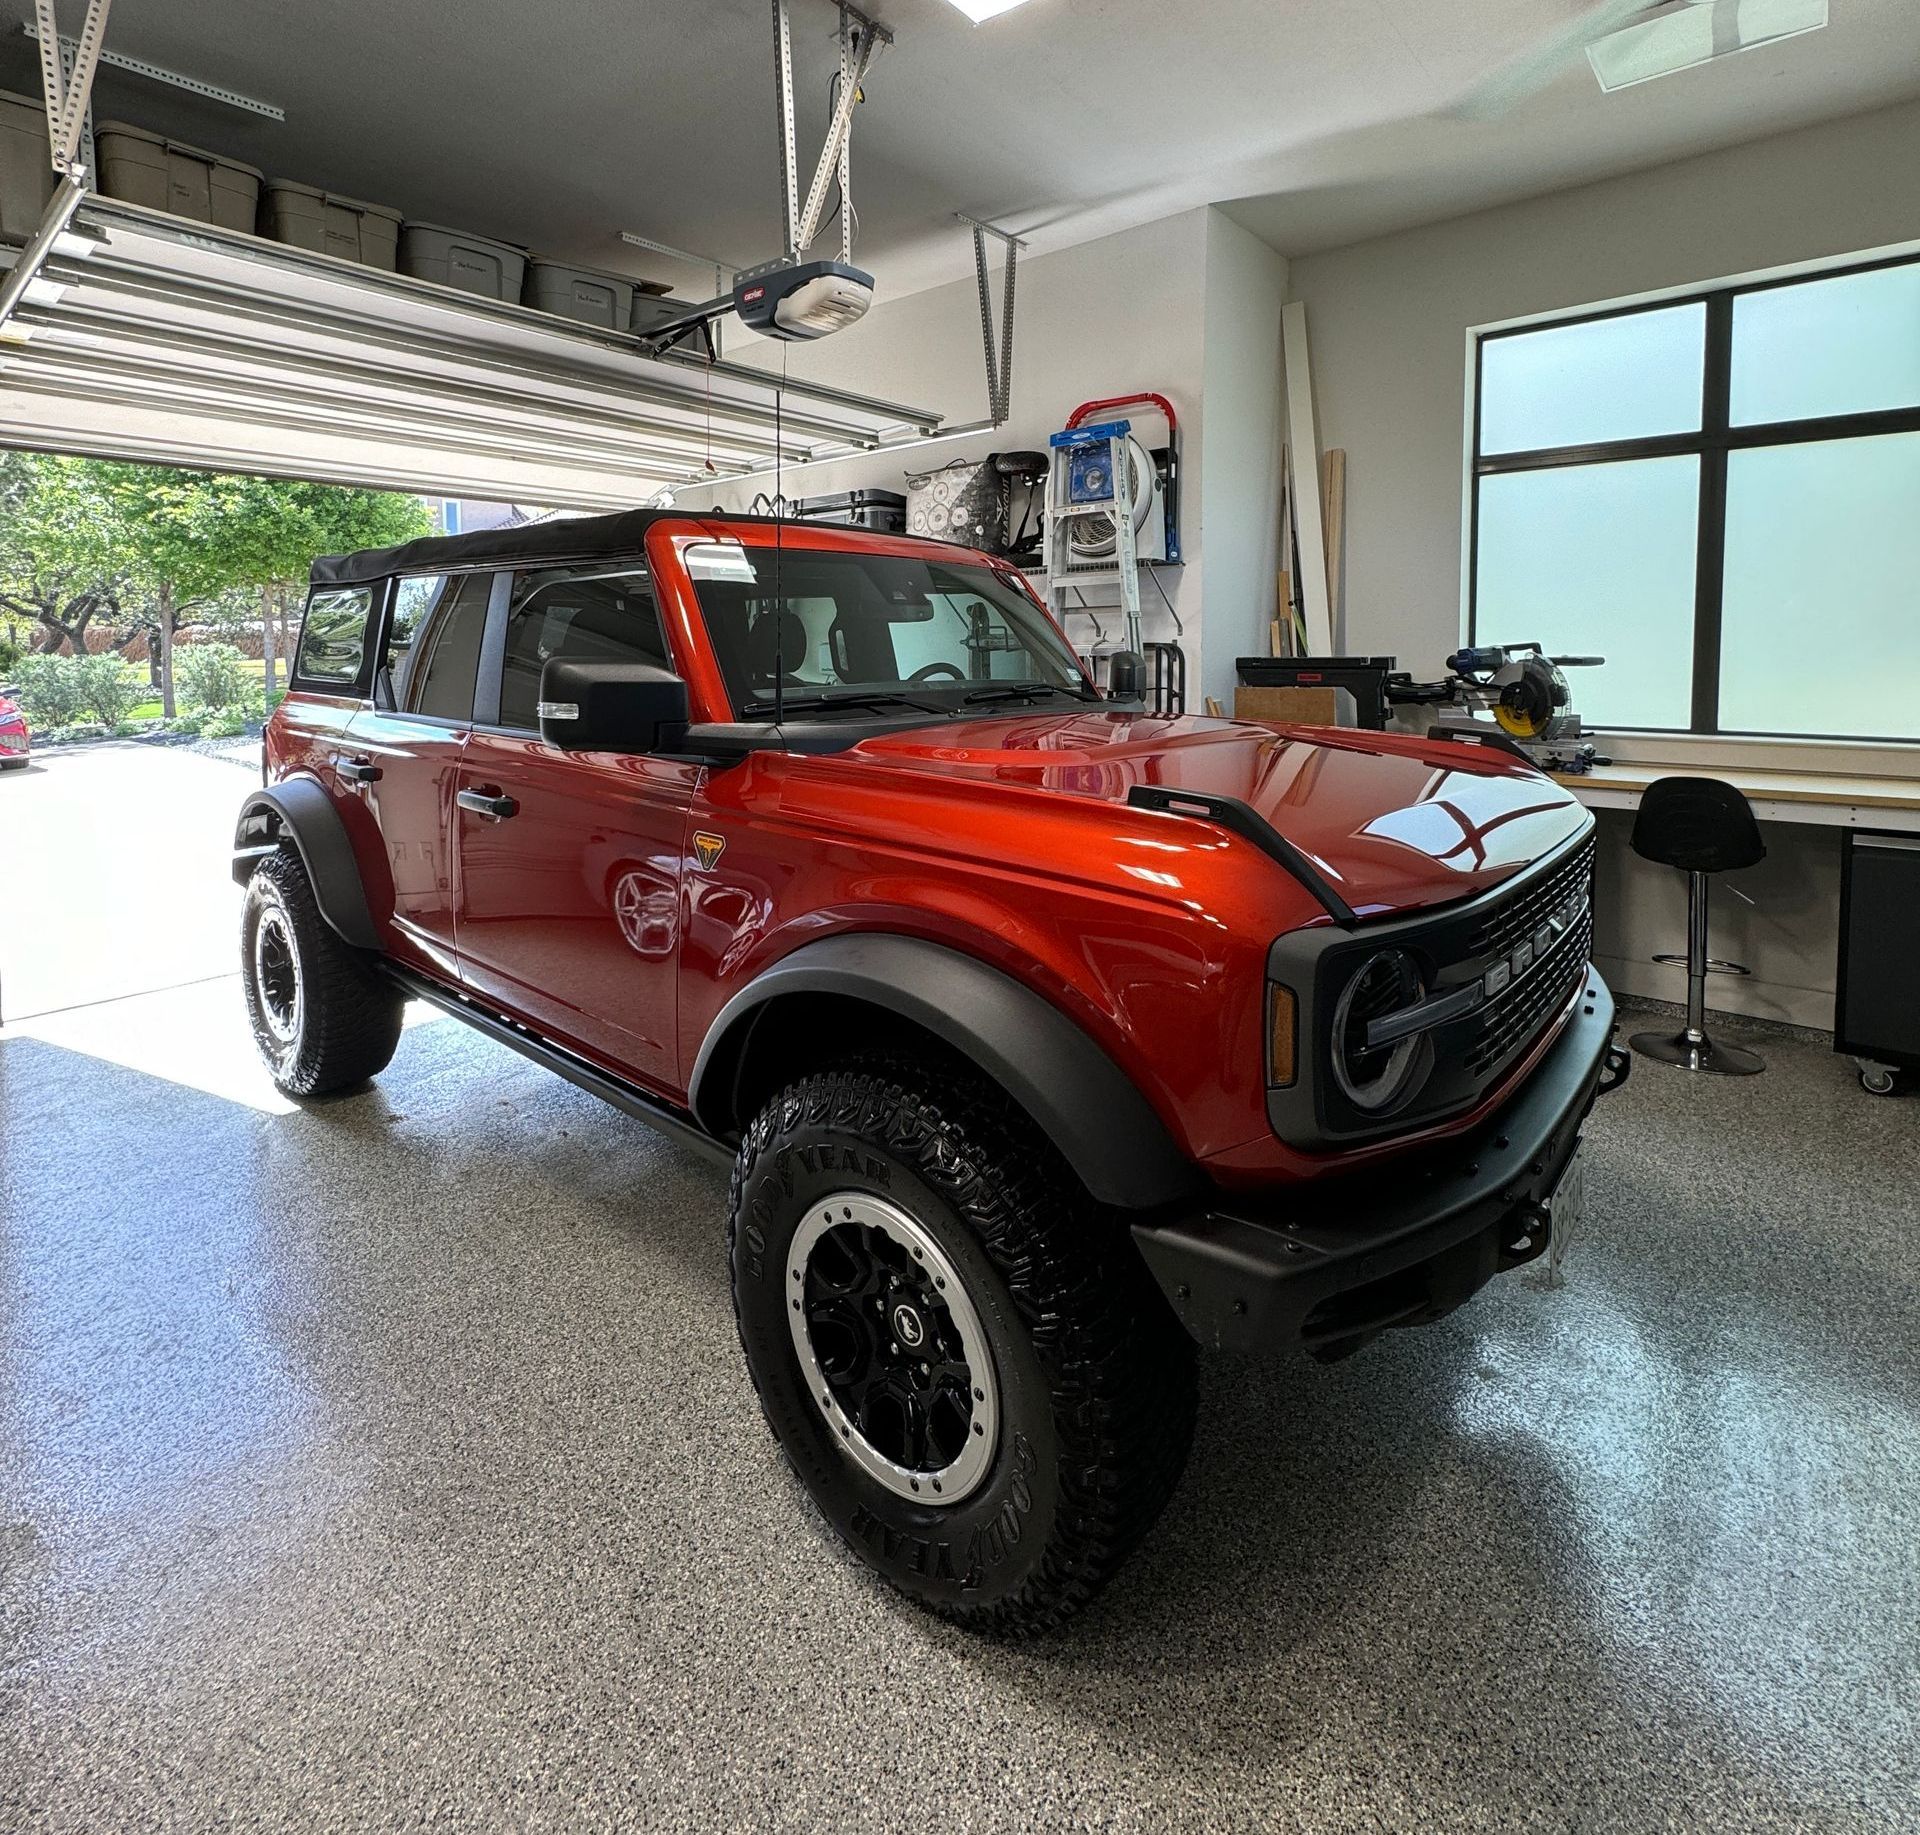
844;709;1590;919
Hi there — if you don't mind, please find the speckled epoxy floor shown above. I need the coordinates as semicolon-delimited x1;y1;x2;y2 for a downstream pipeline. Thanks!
2;985;1916;1833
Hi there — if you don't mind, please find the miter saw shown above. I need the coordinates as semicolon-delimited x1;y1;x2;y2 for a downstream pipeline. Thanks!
1419;643;1610;773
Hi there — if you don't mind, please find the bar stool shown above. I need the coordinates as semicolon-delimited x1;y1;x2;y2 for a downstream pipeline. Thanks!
1629;776;1766;1076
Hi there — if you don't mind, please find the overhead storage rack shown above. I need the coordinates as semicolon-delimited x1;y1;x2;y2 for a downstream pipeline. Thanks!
0;197;946;507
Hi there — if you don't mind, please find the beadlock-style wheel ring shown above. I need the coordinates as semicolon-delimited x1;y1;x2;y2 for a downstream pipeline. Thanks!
253;904;303;1049
786;1191;1000;1506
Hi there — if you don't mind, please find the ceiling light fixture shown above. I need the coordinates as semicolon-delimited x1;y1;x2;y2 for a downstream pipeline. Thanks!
942;0;1036;23
1587;0;1827;93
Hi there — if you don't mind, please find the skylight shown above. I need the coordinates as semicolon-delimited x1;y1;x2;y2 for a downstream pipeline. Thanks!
942;0;1036;22
1588;0;1828;92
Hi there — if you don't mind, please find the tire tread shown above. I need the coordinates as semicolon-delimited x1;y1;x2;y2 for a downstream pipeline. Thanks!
243;849;403;1096
728;1054;1197;1635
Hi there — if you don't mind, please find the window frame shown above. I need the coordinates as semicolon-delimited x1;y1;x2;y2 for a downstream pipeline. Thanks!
288;582;381;697
484;560;670;735
1467;247;1920;742
365;567;507;729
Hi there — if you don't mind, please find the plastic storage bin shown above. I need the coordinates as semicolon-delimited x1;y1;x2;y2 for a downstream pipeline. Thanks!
262;180;401;269
524;259;634;330
793;489;907;533
95;121;262;233
630;292;688;335
1;86;57;242
398;221;525;301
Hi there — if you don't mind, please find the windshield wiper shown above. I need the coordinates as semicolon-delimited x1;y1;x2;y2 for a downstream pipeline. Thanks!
739;689;949;719
961;681;1096;707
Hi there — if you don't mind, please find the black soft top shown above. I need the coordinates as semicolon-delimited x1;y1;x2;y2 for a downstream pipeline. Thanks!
308;506;800;586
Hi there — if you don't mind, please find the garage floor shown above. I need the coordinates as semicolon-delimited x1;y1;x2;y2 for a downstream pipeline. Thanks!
3;966;1916;1829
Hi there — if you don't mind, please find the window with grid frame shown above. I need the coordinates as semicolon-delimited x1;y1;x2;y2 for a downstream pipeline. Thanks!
1468;252;1920;742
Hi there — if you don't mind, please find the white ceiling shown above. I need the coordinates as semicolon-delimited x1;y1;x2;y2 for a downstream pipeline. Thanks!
2;0;1916;300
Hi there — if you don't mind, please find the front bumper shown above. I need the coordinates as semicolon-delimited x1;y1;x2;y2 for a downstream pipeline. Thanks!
1133;969;1626;1358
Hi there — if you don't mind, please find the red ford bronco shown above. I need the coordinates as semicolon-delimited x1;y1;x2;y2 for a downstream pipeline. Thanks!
235;509;1625;1631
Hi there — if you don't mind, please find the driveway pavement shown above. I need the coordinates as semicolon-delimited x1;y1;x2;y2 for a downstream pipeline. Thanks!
0;741;256;1024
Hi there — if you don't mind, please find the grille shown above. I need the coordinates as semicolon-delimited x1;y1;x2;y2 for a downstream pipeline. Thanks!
1280;826;1599;1146
1464;903;1593;1077
1465;832;1596;961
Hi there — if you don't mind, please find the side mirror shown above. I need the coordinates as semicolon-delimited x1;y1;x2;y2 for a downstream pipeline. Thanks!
538;658;690;754
1106;650;1147;702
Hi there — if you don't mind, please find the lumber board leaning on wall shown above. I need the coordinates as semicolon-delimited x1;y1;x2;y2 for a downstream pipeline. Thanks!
1281;300;1333;654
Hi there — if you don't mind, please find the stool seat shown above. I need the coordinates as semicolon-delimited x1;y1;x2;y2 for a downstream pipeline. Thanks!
1628;776;1765;1077
1631;775;1765;874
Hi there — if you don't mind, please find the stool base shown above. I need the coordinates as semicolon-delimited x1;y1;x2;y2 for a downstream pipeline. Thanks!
1629;1028;1764;1076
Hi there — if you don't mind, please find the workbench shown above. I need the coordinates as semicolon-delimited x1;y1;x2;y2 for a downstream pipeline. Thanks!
1548;763;1920;833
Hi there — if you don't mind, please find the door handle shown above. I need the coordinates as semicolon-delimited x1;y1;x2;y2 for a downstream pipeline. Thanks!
457;787;519;820
340;755;382;783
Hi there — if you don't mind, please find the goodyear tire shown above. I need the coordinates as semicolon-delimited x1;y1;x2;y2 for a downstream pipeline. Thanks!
240;850;403;1097
729;1058;1197;1633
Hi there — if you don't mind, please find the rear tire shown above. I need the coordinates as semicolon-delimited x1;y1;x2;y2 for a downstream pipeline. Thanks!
241;850;403;1096
729;1058;1197;1634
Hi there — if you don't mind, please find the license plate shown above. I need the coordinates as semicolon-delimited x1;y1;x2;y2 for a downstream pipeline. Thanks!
1541;1143;1586;1287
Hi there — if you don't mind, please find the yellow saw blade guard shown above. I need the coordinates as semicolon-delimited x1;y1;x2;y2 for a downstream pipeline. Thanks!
1494;700;1545;739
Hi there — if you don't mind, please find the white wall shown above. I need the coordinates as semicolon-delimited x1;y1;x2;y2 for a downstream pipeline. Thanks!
1198;211;1289;712
696;206;1288;713
695;209;1208;679
1287;97;1920;678
1285;98;1920;1032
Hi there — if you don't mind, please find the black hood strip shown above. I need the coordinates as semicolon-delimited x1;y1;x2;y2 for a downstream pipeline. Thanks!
1125;785;1360;926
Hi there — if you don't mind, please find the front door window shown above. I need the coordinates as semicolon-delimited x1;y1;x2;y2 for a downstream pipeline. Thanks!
496;567;670;730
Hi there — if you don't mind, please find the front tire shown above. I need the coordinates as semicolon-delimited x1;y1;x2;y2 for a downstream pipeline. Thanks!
729;1059;1197;1634
241;850;403;1096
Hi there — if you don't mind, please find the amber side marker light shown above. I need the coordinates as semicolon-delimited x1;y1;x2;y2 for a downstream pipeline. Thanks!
1268;985;1297;1088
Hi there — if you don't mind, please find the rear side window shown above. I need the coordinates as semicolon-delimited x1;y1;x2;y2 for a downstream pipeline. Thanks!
408;573;494;722
497;567;668;730
384;574;449;685
294;586;374;688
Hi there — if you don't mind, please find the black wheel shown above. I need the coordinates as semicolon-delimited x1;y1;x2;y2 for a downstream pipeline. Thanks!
729;1059;1197;1633
240;850;403;1097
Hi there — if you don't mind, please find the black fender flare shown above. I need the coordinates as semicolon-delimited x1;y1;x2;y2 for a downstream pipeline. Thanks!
231;778;381;950
689;933;1198;1211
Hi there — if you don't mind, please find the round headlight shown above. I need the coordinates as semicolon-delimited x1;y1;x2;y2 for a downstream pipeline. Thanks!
1331;949;1430;1114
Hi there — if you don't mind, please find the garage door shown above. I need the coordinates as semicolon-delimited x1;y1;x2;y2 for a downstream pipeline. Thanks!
0;197;942;508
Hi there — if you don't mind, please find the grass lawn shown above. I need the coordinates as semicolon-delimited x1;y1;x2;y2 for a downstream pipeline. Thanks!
128;657;275;720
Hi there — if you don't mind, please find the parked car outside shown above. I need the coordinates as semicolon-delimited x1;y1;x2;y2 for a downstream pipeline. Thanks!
231;509;1627;1632
0;686;30;768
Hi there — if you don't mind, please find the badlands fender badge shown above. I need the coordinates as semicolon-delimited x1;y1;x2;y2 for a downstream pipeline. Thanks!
692;832;726;872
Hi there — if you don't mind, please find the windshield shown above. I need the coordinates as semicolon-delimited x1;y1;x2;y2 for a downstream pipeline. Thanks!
683;542;1091;719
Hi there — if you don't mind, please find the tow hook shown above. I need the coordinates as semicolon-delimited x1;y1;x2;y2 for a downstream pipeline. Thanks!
1598;1036;1632;1096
